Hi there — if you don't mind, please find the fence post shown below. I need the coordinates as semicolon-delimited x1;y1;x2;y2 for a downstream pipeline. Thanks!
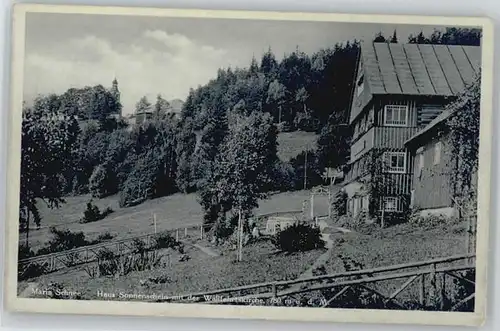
440;272;446;310
200;225;203;240
430;263;437;307
272;283;277;298
176;229;179;241
419;274;425;308
185;227;188;238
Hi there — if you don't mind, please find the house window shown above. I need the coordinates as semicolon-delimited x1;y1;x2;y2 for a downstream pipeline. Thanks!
384;105;408;126
357;75;364;96
381;197;403;212
434;142;442;165
384;152;406;173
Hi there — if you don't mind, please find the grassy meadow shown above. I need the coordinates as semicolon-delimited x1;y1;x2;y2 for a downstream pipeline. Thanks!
24;189;330;252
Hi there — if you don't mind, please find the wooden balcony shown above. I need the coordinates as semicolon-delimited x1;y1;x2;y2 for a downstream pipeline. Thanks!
373;126;420;149
377;172;413;195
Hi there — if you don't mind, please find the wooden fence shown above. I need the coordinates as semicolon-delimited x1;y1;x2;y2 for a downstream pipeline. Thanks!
18;210;304;278
158;254;475;311
18;223;212;278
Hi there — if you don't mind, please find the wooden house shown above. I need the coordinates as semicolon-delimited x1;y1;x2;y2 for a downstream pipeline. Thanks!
343;41;481;217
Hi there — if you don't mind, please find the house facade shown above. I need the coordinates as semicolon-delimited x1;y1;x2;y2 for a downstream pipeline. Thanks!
404;110;455;216
405;109;479;217
343;41;481;217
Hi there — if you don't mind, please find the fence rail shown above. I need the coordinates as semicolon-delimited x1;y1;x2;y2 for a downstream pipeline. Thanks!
159;254;476;311
18;223;212;277
18;210;308;276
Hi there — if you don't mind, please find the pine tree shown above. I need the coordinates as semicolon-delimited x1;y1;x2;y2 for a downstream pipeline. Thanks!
390;30;398;43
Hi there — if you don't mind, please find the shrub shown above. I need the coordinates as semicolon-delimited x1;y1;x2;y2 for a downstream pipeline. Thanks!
450;269;475;312
152;232;180;250
332;190;348;218
18;261;47;281
37;227;89;254
96;231;115;242
273;222;325;253
80;200;113;224
96;248;119;277
409;212;460;229
18;245;35;260
89;165;109;198
270;161;295;192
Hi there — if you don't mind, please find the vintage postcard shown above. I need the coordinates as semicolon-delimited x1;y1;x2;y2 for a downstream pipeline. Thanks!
3;3;495;327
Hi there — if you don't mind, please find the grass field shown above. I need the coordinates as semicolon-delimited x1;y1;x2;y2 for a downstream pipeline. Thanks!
19;239;324;300
320;219;470;307
24;189;330;252
277;131;318;161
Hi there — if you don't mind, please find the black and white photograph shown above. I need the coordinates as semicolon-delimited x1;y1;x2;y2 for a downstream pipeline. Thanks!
3;4;494;327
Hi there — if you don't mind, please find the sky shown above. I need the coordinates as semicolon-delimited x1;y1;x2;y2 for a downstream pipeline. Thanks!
24;13;454;115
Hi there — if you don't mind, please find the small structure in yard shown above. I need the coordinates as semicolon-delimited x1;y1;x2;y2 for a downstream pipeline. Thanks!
265;217;296;235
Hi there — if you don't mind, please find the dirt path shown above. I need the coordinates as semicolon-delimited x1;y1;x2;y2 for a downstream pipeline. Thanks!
297;219;336;279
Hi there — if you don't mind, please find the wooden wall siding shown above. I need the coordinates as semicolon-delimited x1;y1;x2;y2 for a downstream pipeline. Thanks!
374;126;420;149
388;44;419;94
376;99;418;127
373;43;402;94
346;153;371;182
433;45;466;94
350;51;375;124
417;104;445;127
411;136;453;209
350;128;374;163
352;106;374;142
462;46;481;74
448;46;477;86
403;44;437;95
418;45;453;95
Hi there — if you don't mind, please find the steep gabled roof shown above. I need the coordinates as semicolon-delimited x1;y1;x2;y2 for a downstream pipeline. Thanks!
360;42;481;96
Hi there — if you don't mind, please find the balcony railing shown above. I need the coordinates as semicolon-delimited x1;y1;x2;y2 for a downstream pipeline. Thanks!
374;126;420;149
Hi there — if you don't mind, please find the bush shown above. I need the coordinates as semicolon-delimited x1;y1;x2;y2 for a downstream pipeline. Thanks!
332;190;348;218
409;211;460;229
18;261;48;281
96;231;115;242
273;222;325;253
80;200;113;224
88;165;111;198
37;227;89;254
96;248;119;277
152;232;180;250
18;245;35;260
270;161;295;192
